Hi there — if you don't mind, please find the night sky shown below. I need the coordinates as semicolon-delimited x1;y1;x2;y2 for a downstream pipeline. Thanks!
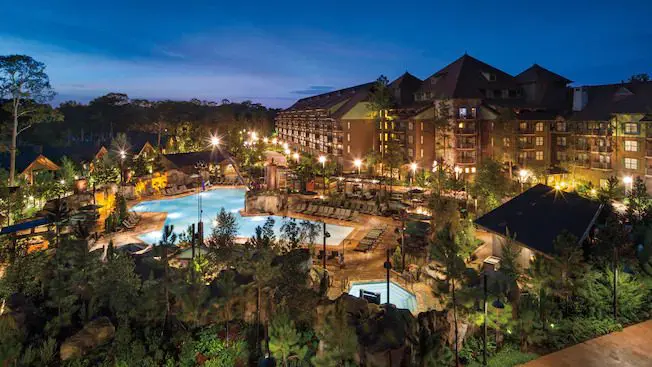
2;0;650;108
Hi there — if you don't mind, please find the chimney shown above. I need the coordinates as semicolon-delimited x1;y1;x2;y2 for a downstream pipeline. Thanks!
572;87;588;111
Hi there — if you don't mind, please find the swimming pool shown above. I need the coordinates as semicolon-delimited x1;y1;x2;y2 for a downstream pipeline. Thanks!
131;188;354;246
348;281;417;312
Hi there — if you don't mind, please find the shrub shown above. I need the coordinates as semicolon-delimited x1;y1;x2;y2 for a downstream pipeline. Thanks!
545;318;622;350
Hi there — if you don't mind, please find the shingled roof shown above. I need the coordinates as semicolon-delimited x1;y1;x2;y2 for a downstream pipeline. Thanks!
389;72;423;106
571;81;652;121
286;82;374;111
162;150;227;169
418;54;520;99
516;64;572;85
474;184;602;256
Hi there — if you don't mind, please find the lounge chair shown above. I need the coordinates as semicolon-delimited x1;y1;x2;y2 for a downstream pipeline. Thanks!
349;211;360;222
338;209;350;220
323;207;334;218
333;208;345;219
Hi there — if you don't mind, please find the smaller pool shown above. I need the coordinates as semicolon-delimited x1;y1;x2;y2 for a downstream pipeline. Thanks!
348;281;417;312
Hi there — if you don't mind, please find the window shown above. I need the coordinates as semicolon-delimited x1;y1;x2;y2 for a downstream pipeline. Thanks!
347;145;350;153
625;123;639;134
471;107;477;118
420;149;424;158
536;151;544;160
408;122;413;130
556;151;567;161
536;122;544;132
347;121;351;130
421;122;424;131
556;121;566;132
503;137;510;147
536;137;544;146
408;148;414;157
459;107;468;118
420;136;424;144
624;140;639;152
557;137;567;146
624;157;638;170
519;122;527;131
408;135;414;144
347;133;351;142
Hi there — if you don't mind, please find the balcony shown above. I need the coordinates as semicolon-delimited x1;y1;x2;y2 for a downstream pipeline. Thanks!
591;145;613;153
454;127;476;135
518;142;535;150
518;127;536;135
575;143;590;151
457;113;476;120
456;156;476;164
455;142;476;150
592;162;613;170
647;149;652;158
647;168;652;176
571;159;590;167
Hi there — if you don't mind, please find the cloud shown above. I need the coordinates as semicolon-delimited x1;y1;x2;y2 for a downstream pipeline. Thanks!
290;85;335;95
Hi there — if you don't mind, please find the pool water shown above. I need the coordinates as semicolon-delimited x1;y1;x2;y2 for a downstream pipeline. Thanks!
131;188;354;246
348;281;417;311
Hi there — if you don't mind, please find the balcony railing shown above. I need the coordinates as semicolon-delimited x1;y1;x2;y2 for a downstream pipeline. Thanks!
455;142;476;149
456;156;476;164
572;159;590;167
591;145;613;153
455;127;476;135
518;127;536;134
518;142;535;150
575;143;590;151
592;162;613;170
647;168;652;176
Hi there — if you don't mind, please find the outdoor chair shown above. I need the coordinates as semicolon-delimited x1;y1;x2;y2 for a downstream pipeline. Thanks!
305;204;316;214
349;211;360;222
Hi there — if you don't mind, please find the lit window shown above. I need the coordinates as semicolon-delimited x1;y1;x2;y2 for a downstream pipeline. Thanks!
520;122;527;131
347;145;350;153
624;157;638;169
536;151;544;160
347;121;351;130
624;140;639;152
556;121;566;132
459;107;468;118
420;149;424;158
408;135;414;144
347;133;351;142
408;148;414;157
409;122;413;130
557;137;567;146
421;122;424;131
536;137;544;146
625;123;639;134
420;136;424;144
536;122;544;132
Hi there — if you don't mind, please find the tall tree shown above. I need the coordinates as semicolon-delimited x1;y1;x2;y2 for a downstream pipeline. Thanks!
0;55;58;185
430;224;467;366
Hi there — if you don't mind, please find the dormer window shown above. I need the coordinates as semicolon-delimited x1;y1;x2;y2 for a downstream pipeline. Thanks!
482;72;497;81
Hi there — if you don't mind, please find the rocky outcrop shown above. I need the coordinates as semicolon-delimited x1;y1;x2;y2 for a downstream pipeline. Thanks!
60;317;115;360
245;192;287;214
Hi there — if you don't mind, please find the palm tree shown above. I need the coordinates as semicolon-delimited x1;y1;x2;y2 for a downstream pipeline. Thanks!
430;224;466;366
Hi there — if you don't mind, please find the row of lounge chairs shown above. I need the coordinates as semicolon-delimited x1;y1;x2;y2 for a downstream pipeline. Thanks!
292;203;360;222
164;185;191;196
122;212;141;229
213;177;240;185
326;199;386;216
354;225;388;252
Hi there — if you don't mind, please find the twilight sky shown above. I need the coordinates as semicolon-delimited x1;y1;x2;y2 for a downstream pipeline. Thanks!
1;0;650;108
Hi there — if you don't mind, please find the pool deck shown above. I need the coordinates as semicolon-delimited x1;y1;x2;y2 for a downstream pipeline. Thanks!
90;187;439;313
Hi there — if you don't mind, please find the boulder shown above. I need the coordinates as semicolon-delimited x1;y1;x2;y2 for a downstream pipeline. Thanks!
60;317;115;360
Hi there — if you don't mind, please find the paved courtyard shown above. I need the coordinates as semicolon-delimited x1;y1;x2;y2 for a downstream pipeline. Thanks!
524;320;652;367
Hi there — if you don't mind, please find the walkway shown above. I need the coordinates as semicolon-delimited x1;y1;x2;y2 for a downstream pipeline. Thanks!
524;320;652;367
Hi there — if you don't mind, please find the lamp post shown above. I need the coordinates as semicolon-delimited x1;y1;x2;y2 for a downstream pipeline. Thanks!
354;159;362;194
410;162;417;190
119;150;126;184
318;155;327;196
623;176;633;196
322;221;330;269
483;273;488;366
384;248;392;306
519;169;529;193
613;246;618;320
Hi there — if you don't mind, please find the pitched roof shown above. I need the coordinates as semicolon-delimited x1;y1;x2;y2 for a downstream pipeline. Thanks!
0;151;60;174
516;110;560;120
41;144;106;164
516;64;572;85
389;72;423;106
286;82;374;111
418;54;520;99
474;184;602;256
571;81;652;121
162;150;227;168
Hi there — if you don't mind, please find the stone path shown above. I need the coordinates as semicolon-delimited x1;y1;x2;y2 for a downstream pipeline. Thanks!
523;320;652;367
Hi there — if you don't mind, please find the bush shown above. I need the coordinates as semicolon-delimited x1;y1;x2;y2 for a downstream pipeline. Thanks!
486;344;538;367
460;336;495;365
545;318;622;351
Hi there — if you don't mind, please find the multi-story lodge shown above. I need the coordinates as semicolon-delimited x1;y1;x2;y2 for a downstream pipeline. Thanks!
275;54;652;191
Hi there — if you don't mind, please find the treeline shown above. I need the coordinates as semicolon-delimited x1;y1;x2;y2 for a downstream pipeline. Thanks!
21;93;279;147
